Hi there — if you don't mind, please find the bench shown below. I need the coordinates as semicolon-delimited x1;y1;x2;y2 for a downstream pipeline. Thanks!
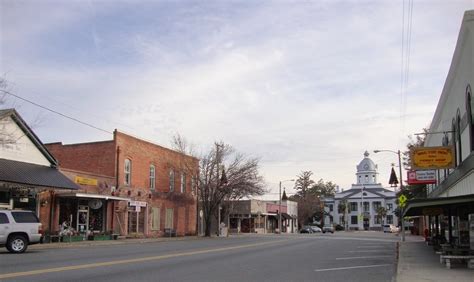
440;255;474;269
164;228;176;237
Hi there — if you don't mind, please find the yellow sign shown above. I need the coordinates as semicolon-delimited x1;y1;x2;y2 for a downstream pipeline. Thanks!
399;195;407;204
75;176;98;186
411;146;454;170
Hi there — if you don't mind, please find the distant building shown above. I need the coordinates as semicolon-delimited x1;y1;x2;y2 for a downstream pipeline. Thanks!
324;151;398;230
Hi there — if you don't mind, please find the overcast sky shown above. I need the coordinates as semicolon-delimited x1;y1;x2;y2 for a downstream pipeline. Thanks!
1;0;473;198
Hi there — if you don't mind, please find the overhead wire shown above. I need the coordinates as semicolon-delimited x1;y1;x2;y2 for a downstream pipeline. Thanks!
0;89;112;135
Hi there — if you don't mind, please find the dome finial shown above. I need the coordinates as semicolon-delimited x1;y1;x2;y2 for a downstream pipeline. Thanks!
364;150;369;158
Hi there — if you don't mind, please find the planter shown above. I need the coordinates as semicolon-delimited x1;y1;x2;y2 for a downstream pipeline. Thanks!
93;235;111;241
62;235;85;242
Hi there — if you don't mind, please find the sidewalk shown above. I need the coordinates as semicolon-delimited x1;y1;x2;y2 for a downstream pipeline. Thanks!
397;234;473;282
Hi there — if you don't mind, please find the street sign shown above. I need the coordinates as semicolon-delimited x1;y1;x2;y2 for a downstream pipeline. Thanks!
407;170;436;185
398;195;407;207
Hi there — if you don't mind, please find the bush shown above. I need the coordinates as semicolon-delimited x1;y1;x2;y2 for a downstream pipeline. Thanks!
335;224;345;231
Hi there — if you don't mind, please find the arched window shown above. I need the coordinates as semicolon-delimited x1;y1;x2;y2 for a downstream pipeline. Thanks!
466;84;473;151
124;159;131;185
149;165;156;190
169;169;175;192
451;119;457;169
456;109;462;164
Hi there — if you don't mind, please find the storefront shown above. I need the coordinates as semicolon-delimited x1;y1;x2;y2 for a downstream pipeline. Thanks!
128;200;147;235
403;195;474;248
56;192;130;235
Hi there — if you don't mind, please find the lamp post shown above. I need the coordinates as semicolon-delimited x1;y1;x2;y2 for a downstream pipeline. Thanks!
279;179;294;234
374;149;405;242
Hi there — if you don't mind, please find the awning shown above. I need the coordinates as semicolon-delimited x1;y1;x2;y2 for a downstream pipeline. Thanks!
281;213;292;220
403;194;474;217
0;158;79;190
57;192;130;202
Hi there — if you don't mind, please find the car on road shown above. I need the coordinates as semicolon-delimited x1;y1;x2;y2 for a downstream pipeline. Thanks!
0;210;43;253
299;226;313;233
309;226;322;233
383;224;399;233
322;226;335;233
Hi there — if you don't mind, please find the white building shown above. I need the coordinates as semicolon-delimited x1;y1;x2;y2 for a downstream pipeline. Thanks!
324;151;398;230
403;10;474;246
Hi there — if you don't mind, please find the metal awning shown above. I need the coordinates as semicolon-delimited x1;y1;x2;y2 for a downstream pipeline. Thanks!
0;158;79;190
403;194;474;217
57;192;130;202
281;213;292;220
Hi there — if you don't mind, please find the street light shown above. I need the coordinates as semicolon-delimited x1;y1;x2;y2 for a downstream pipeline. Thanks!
279;179;294;234
373;149;405;242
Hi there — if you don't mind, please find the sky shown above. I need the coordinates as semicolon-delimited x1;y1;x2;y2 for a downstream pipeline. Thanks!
1;0;473;199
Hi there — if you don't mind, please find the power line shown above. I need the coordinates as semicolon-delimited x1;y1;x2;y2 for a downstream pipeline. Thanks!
1;89;112;134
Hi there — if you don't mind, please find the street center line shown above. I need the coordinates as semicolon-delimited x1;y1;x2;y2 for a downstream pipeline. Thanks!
335;256;392;260
0;239;288;279
348;250;388;253
315;264;392;272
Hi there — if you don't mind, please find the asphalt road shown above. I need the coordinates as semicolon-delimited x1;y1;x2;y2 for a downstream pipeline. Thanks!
0;232;399;282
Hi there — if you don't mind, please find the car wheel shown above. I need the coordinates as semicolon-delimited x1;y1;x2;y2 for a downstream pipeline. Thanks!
7;235;28;253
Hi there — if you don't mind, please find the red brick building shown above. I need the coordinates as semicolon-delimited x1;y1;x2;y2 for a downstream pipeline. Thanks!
46;130;199;237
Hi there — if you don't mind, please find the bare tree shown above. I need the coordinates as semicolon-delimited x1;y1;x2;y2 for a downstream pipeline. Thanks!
171;135;265;237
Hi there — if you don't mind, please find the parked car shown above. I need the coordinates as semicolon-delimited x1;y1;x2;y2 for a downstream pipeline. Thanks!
0;210;43;253
322;226;335;233
383;224;399;233
300;226;313;234
309;226;322;233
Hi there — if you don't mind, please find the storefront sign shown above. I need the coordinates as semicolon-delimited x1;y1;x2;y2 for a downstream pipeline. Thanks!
75;176;98;186
422;207;443;215
407;170;437;185
129;200;147;207
411;146;454;170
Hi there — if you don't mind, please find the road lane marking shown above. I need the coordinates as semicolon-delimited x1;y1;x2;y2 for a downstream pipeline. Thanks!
0;239;288;279
348;250;388;253
315;264;392;272
335;256;392;260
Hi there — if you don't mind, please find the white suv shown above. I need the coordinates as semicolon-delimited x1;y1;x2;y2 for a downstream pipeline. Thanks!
0;210;43;253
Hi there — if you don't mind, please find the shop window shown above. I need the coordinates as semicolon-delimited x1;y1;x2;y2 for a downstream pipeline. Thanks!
351;216;358;225
169;169;175;192
151;207;160;230
124;159;131;185
149;165;155;190
180;173;186;193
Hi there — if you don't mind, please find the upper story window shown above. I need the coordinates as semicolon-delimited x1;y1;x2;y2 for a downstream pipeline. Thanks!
149;165;156;190
329;204;333;212
456;109;462;164
387;203;393;211
169;169;175;192
191;176;196;194
365;175;368;183
180;173;186;193
350;202;358;212
466;84;473;152
124;159;131;185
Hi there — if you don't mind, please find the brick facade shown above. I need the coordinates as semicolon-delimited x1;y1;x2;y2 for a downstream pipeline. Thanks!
45;130;199;237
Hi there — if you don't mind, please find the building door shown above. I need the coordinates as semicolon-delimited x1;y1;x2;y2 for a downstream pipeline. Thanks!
363;217;370;230
128;210;145;234
165;208;174;229
77;205;89;233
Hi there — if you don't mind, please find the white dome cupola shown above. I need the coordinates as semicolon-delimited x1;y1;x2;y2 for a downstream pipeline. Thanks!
355;151;378;185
